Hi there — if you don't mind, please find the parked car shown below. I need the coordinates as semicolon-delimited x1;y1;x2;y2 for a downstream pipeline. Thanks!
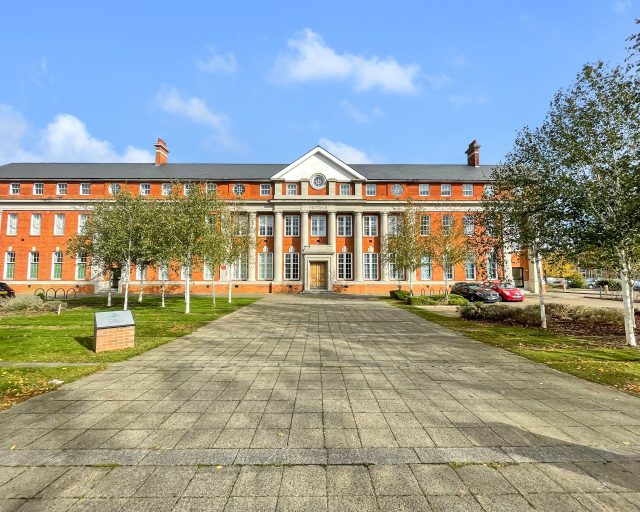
482;281;525;302
450;282;500;303
585;277;599;289
545;276;564;287
0;282;16;298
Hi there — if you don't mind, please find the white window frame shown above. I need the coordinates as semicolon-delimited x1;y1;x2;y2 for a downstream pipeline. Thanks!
463;214;474;236
420;215;431;236
30;213;42;236
487;252;499;281
337;253;353;280
465;258;477;280
365;183;377;196
310;215;326;237
388;215;400;236
80;183;91;195
4;251;15;280
258;253;274;280
462;184;473;197
135;263;147;281
284;215;300;237
388;254;405;281
444;257;454;280
158;264;169;281
363;215;378;237
442;215;453;234
284;253;299;280
109;183;120;195
233;183;245;196
10;183;20;195
421;256;432;280
441;184;452;197
203;261;214;280
33;183;44;195
76;254;88;280
140;183;151;196
6;213;18;236
286;183;298;196
419;183;430;196
337;215;352;237
206;182;217;194
184;183;194;195
54;213;65;236
484;184;495;196
51;251;63;280
77;213;89;234
363;253;379;280
339;183;351;196
232;255;248;280
258;215;274;237
57;183;67;195
180;266;192;280
260;184;271;196
28;251;39;280
161;183;172;196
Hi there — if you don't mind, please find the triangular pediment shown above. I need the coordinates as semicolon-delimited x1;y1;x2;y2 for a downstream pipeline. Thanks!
271;146;366;182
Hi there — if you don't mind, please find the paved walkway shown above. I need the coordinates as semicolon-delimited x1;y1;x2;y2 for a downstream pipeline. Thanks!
2;295;640;511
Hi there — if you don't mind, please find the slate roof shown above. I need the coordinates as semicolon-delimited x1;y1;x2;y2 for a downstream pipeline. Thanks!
0;162;495;182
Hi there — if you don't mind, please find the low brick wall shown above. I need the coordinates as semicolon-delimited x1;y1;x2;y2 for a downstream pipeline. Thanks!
93;325;135;352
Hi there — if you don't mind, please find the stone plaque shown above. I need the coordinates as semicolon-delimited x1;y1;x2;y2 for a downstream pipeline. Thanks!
94;310;135;330
93;310;135;353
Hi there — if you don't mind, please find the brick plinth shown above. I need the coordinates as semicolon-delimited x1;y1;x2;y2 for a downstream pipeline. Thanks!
93;325;135;352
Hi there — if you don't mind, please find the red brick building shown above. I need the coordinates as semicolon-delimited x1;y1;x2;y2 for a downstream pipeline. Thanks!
0;140;535;296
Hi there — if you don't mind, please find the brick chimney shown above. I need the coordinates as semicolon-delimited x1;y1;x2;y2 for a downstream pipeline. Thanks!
465;140;480;167
154;138;169;166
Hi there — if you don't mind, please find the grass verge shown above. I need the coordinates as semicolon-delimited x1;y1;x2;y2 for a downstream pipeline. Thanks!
389;299;640;395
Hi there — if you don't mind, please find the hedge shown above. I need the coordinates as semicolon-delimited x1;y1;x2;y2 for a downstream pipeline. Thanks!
407;294;468;306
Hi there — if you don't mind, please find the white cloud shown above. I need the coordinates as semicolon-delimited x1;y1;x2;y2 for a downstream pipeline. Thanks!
273;29;420;94
339;100;382;124
319;138;375;164
156;88;234;147
196;47;237;74
0;104;152;164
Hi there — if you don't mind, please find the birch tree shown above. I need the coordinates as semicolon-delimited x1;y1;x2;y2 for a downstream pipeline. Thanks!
218;202;254;304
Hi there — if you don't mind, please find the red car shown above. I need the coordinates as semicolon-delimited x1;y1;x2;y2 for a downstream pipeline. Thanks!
483;281;525;302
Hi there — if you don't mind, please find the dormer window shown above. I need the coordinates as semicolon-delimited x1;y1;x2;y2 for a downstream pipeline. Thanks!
9;183;20;195
286;183;297;195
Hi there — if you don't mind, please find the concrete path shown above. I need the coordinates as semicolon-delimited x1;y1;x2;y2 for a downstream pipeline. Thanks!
2;295;640;511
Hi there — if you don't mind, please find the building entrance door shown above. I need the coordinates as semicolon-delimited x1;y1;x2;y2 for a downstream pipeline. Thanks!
512;267;525;288
309;262;327;290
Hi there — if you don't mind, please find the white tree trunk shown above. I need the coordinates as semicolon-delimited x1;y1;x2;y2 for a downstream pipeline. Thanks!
185;275;191;314
228;276;233;304
212;278;216;307
107;285;112;307
619;261;637;347
123;279;129;310
534;253;547;329
443;257;449;301
408;271;413;297
138;274;144;302
161;279;165;308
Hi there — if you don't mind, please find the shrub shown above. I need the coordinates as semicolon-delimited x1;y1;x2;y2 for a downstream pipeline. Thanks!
389;290;410;301
459;303;542;326
407;293;468;306
596;278;622;290
0;296;67;314
568;273;586;288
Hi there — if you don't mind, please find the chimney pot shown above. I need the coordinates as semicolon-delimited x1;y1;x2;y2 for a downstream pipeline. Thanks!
465;139;480;167
154;138;169;166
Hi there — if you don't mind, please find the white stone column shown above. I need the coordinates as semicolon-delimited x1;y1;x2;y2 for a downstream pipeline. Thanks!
502;242;514;284
328;211;337;283
380;211;388;282
247;211;257;281
354;211;363;281
301;210;309;250
274;211;283;282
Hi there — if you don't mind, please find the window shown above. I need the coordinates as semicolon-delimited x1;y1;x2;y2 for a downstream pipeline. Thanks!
465;257;477;280
10;183;20;195
4;252;15;279
444;257;454;280
161;183;172;196
258;253;274;280
206;182;217;194
235;215;249;236
30;214;42;236
337;215;352;237
80;183;91;195
420;256;432;280
284;253;299;280
232;255;248;280
391;184;404;196
420;215;431;236
462;184;473;197
365;183;377;196
181;266;192;280
388;215;400;236
259;215;274;237
57;183;67;195
52;252;63;280
54;214;65;235
363;253;379;280
419;183;430;196
158;264;169;281
135;263;147;281
284;215;300;237
28;252;39;279
286;183;297;195
484;184;494;196
337;253;352;280
363;215;378;236
311;215;326;237
76;254;88;280
140;183;151;196
109;183;120;195
311;174;326;189
441;215;452;235
77;213;89;234
6;214;18;235
388;255;404;281
203;261;214;280
441;184;452;196
184;183;194;195
463;214;475;236
33;183;44;195
339;183;351;195
260;184;271;196
233;184;245;196
487;252;499;280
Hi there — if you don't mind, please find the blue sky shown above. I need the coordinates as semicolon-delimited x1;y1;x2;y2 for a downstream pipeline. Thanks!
0;1;637;166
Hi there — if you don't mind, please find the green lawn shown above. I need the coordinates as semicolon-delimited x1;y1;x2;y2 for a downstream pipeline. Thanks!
0;295;257;409
390;300;640;395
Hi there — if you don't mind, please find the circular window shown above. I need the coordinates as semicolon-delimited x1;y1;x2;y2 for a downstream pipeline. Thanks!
310;174;327;190
391;184;404;196
233;184;245;196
